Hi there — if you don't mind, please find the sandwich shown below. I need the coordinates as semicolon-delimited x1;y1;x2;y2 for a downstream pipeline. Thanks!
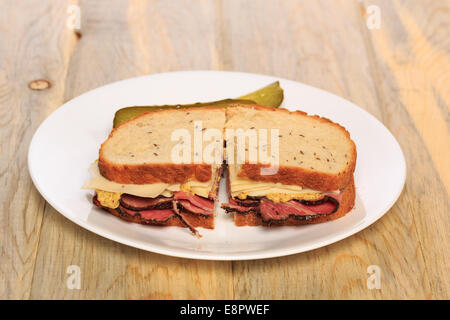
221;105;356;226
84;103;356;234
83;107;226;236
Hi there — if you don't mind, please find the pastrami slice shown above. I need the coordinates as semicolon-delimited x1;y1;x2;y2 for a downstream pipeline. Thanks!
259;196;339;222
221;198;259;214
119;206;175;223
233;198;261;207
120;194;173;210
174;191;214;210
178;199;214;216
93;195;176;223
172;201;201;237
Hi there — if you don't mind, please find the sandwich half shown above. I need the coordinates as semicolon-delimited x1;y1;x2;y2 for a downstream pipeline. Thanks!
221;105;356;226
83;107;225;235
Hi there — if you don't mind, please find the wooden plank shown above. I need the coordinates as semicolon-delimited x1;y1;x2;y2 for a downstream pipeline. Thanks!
224;0;448;299
363;0;449;193
29;0;233;299
222;0;383;119
0;0;77;299
360;0;450;298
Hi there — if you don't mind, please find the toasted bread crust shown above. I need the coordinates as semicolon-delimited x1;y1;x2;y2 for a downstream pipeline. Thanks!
179;210;214;229
233;177;355;226
98;159;212;184
237;162;354;192
230;105;357;191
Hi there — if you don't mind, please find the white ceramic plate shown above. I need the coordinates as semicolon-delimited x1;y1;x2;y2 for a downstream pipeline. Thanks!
28;71;406;260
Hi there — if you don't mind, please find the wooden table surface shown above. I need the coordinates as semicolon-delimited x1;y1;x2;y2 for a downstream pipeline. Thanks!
0;0;448;300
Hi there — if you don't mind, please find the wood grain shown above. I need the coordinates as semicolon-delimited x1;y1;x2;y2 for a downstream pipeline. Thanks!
0;0;78;299
225;0;436;299
28;0;233;300
360;0;450;298
0;0;448;299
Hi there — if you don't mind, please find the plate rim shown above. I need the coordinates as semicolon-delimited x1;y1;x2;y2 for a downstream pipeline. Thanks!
27;70;406;260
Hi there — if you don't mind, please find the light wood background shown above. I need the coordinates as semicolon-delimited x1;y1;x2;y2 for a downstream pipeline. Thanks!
0;0;448;300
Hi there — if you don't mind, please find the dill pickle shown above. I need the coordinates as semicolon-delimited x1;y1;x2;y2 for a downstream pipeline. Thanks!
238;81;283;107
112;81;284;127
113;99;254;127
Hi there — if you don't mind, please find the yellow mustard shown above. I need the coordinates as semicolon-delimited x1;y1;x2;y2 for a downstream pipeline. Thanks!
96;190;122;209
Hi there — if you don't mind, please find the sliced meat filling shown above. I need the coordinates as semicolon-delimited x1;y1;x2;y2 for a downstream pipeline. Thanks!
93;196;176;223
120;194;173;210
119;205;176;223
221;192;341;222
172;201;201;238
221;198;259;214
174;191;214;215
233;198;261;207
177;200;213;216
94;191;214;224
259;197;339;222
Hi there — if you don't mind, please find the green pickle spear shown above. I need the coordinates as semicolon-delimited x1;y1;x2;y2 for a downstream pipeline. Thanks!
113;99;254;128
113;81;283;127
238;81;284;108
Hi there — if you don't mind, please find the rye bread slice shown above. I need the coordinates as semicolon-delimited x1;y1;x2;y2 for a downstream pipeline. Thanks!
99;107;225;185
225;105;357;191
